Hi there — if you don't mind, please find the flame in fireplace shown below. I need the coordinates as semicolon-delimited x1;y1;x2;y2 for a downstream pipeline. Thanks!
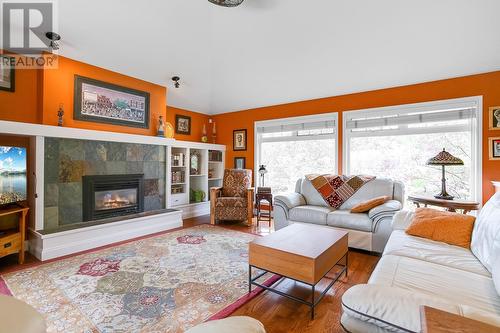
95;189;137;211
102;193;132;209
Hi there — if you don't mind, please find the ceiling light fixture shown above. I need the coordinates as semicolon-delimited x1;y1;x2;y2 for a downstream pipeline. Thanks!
172;76;180;88
45;32;61;50
208;0;244;7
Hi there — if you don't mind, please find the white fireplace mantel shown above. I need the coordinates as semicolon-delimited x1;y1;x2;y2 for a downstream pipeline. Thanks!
0;120;176;146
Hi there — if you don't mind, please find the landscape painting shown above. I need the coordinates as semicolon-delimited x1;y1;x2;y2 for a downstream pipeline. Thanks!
74;76;150;128
0;146;27;205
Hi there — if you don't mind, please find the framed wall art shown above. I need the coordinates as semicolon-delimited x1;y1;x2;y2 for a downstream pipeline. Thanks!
489;137;500;160
489;106;500;130
233;129;247;151
74;75;150;128
0;55;15;92
175;115;191;135
234;157;246;169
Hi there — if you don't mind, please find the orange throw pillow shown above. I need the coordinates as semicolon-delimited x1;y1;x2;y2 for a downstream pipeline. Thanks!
351;196;390;213
406;208;475;248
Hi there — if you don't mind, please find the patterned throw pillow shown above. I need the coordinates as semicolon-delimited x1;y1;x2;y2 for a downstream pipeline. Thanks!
350;196;389;213
405;208;475;249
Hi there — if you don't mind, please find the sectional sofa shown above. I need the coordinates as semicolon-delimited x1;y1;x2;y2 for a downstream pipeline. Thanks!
341;192;500;332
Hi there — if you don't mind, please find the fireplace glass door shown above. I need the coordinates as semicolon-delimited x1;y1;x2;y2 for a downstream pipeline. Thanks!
95;188;138;211
83;174;144;221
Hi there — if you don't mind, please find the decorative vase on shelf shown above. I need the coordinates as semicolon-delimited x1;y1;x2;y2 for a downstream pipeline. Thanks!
157;115;165;137
165;122;174;138
201;124;208;143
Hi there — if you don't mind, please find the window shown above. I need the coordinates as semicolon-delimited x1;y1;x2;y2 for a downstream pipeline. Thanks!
255;114;338;194
343;97;482;205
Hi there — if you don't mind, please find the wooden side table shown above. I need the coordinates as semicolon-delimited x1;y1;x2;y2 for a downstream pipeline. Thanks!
420;306;499;332
408;194;480;214
0;206;29;264
256;192;273;229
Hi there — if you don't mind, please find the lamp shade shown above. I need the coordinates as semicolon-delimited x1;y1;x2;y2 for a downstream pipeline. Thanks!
426;148;464;166
258;165;267;175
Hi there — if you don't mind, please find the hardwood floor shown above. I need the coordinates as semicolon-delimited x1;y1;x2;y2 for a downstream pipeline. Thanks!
0;215;379;333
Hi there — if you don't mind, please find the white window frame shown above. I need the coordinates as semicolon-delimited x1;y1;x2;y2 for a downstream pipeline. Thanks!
342;96;483;203
254;112;339;189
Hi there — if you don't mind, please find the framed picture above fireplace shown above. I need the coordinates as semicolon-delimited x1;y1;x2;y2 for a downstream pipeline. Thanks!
74;75;150;128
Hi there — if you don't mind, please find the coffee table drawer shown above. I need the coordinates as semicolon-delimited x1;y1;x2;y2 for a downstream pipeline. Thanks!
249;243;314;283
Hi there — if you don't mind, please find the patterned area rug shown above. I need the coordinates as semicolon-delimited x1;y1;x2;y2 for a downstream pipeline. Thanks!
1;225;264;333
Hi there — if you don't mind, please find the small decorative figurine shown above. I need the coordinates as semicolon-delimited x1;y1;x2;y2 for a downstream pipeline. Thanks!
157;115;165;137
57;104;64;126
201;123;208;142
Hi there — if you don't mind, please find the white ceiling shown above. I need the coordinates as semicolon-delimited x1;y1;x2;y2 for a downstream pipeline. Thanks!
58;0;500;114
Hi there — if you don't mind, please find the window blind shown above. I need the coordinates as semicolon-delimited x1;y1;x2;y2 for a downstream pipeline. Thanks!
346;107;476;132
257;119;336;134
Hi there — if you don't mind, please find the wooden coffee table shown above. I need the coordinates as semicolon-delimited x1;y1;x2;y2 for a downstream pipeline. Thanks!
248;223;348;319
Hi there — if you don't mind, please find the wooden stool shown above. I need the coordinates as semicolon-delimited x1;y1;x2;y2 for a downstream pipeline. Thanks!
256;192;273;230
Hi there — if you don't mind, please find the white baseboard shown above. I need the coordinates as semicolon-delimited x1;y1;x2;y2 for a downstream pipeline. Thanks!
175;202;210;219
29;210;183;261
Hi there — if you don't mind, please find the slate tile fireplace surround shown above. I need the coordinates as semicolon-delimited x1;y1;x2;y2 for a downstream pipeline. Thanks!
44;137;166;231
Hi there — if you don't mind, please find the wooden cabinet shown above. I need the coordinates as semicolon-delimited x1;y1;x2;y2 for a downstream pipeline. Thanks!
0;206;29;264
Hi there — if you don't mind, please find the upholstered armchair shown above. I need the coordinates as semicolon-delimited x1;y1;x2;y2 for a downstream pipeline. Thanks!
210;169;254;225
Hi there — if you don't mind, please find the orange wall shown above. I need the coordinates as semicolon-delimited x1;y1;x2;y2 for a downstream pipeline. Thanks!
41;56;166;136
0;55;210;141
214;71;500;203
166;106;210;142
0;66;42;124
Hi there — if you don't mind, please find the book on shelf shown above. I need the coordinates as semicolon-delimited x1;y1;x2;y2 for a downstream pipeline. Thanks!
172;153;185;167
208;150;222;162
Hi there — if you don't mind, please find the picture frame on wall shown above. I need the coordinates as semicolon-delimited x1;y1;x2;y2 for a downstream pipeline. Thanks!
0;55;15;92
234;157;246;169
489;137;500;160
175;115;191;135
489;106;500;130
233;129;247;151
74;75;150;128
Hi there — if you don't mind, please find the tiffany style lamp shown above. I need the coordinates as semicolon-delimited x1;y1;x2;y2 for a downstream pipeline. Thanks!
426;148;464;200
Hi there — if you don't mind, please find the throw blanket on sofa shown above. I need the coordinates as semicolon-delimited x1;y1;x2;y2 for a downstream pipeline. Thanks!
305;174;376;209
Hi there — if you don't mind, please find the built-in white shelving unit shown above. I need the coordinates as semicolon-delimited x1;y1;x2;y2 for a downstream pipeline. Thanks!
166;142;225;218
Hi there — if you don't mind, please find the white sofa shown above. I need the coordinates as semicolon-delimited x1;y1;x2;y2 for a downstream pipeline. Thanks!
341;192;500;332
274;177;404;253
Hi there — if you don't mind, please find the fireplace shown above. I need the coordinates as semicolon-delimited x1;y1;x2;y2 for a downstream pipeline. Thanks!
83;174;144;221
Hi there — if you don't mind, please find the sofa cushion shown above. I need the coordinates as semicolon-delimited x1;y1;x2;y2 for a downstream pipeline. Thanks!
342;284;500;333
405;208;476;249
369;255;500;314
351;196;390;213
289;205;333;225
384;230;490;277
300;179;329;206
339;178;395;210
471;192;500;273
327;210;372;232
